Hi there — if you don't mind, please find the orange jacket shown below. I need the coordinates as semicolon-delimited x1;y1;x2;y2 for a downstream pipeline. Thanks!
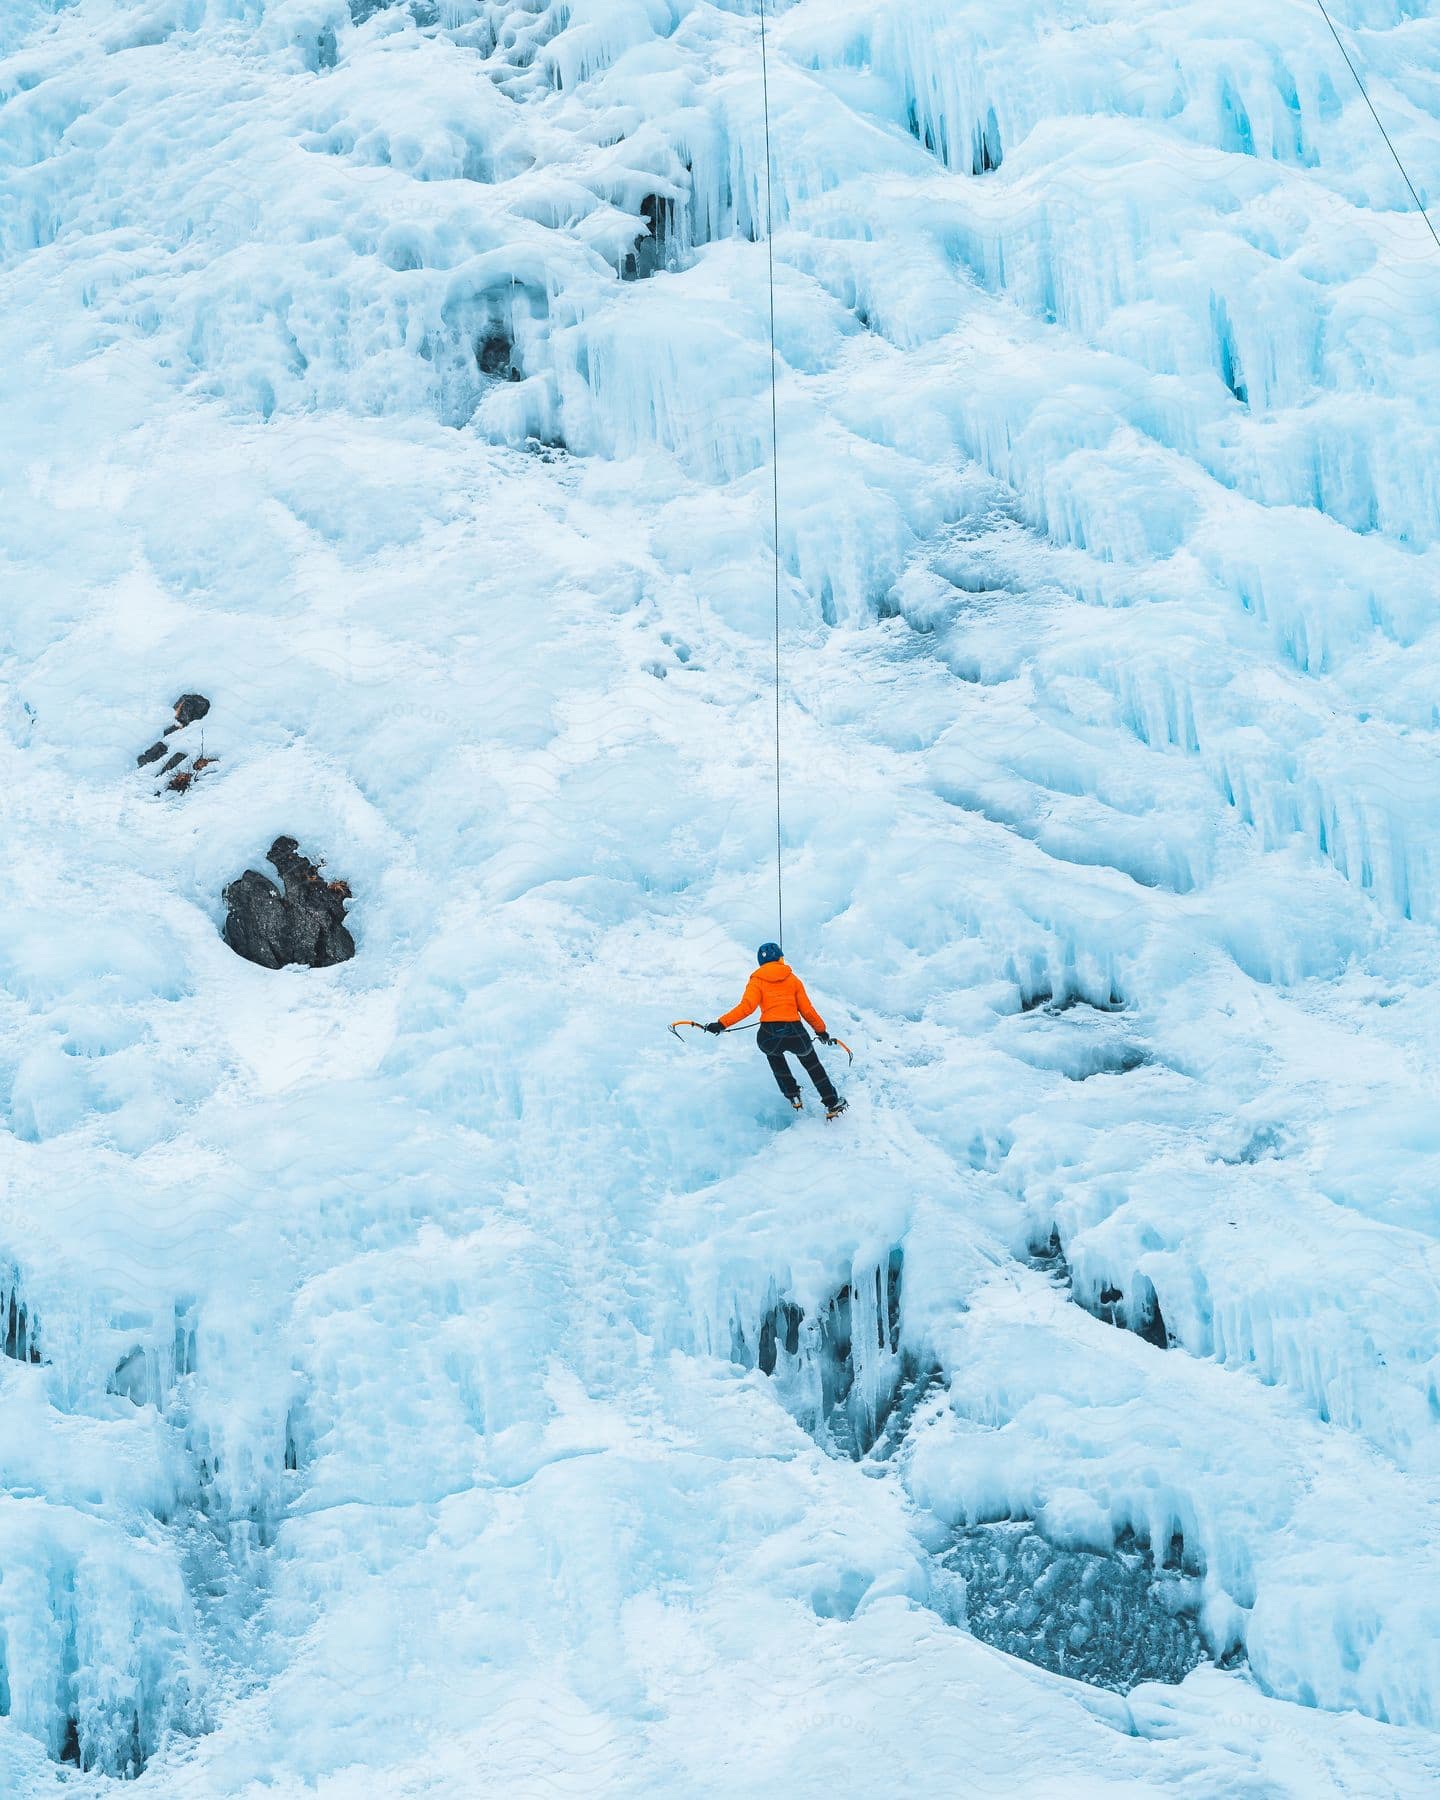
719;960;826;1033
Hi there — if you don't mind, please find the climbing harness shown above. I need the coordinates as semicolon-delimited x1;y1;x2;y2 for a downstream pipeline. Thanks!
669;1019;854;1064
1312;0;1440;252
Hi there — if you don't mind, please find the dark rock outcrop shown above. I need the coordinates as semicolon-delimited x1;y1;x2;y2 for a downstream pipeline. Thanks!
477;330;517;378
173;693;210;728
138;694;216;792
222;838;354;970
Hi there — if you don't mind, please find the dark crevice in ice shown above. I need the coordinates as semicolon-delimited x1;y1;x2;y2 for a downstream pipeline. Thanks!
1017;987;1129;1016
1007;988;1152;1081
1013;968;1126;1014
109;1301;200;1408
1027;1228;1173;1349
34;1582;193;1778
1089;1274;1171;1348
757;1299;802;1375
477;328;521;380
431;278;545;426
284;1388;315;1475
1026;1226;1071;1286
622;195;674;281
6;1285;276;1778
905;100;1003;176
972;106;1004;174
736;1247;909;1459
1211;294;1249;405
3;1271;43;1363
1218;78;1256;157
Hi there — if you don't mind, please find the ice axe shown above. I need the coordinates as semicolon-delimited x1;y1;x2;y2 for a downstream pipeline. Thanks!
668;1020;853;1063
668;1019;756;1041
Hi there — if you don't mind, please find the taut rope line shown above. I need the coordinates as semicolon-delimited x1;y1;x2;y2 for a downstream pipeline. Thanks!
1313;0;1440;252
758;0;784;949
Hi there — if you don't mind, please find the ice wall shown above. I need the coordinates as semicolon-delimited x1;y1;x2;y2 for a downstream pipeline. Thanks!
3;0;1440;1792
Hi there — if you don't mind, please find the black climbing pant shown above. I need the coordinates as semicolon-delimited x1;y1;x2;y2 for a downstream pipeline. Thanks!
756;1021;839;1109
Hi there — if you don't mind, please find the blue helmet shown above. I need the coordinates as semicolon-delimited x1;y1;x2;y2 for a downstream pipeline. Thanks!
757;942;783;965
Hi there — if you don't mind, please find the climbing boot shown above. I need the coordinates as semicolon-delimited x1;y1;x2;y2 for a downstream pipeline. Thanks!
788;1094;804;1112
825;1098;848;1121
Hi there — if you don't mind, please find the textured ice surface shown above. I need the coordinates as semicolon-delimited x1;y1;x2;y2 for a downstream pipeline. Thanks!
937;1522;1208;1692
4;0;1440;1793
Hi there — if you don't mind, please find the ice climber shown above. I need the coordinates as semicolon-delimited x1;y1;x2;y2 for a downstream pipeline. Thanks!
706;944;848;1118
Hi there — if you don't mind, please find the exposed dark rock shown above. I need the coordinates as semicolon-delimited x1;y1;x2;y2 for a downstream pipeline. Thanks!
141;695;214;785
222;837;355;970
173;693;210;727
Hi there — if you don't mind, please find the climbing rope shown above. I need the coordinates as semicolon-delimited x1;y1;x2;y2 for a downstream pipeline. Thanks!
1312;0;1440;252
758;0;784;950
705;3;1432;1019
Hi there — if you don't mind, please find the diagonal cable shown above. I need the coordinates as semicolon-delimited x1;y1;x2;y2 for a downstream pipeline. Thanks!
758;0;784;950
1313;0;1440;251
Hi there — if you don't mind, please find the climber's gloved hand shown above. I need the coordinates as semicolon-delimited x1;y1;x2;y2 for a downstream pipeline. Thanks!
704;1021;725;1035
817;1032;834;1046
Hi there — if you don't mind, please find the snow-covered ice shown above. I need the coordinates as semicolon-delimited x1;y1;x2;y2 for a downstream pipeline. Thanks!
3;0;1440;1791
